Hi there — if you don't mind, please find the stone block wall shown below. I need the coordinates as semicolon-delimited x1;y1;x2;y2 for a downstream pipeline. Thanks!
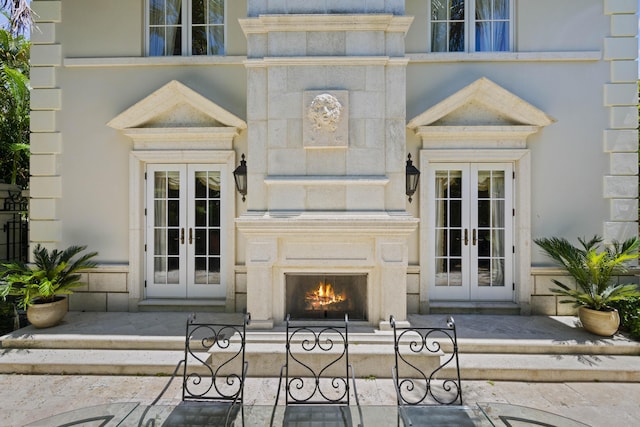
68;266;129;312
530;267;640;315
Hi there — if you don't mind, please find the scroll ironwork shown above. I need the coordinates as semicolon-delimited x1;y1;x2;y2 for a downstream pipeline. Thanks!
391;315;462;407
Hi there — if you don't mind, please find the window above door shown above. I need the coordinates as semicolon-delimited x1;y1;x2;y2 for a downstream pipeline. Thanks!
429;0;513;53
147;0;225;56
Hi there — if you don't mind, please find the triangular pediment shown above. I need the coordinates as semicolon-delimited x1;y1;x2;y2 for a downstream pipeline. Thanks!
407;77;555;129
107;80;246;130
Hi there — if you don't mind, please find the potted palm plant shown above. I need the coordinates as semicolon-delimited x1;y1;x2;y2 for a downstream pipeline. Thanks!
0;244;98;328
534;235;640;336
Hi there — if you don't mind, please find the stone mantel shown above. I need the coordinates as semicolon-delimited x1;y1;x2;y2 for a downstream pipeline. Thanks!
236;211;419;236
238;210;418;329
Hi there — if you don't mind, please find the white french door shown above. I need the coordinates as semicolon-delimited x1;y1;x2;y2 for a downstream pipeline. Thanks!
429;163;514;301
145;164;227;299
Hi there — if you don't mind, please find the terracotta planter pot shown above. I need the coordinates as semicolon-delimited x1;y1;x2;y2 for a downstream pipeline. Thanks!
26;296;68;329
578;306;620;337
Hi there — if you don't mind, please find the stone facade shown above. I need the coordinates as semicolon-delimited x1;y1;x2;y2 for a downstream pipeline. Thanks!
28;1;639;321
238;5;418;328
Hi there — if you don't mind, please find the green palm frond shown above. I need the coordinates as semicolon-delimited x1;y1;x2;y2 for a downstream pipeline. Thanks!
0;244;98;308
535;235;640;310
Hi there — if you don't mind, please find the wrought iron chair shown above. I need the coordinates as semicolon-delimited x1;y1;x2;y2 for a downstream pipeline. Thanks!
270;314;364;427
390;315;467;427
142;312;251;427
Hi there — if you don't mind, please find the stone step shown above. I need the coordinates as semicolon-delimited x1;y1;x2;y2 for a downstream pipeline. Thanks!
1;347;639;382
137;299;227;313
2;313;638;382
429;301;522;315
3;331;638;356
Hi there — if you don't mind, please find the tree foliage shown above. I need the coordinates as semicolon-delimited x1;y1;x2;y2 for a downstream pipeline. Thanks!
0;26;29;187
1;1;32;36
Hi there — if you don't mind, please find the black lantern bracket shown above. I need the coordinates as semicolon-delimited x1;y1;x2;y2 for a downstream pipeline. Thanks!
233;154;247;202
405;153;420;203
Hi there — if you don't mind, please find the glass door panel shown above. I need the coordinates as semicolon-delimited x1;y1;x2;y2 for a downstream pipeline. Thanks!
430;165;470;300
147;165;187;297
188;169;224;297
434;170;464;288
429;163;513;301
470;165;512;300
146;164;226;299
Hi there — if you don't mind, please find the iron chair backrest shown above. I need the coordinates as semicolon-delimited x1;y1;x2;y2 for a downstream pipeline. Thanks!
390;315;463;406
279;313;356;406
271;313;364;426
182;312;251;405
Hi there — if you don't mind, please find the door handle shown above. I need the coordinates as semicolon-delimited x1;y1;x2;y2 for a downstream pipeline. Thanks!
464;229;468;246
180;228;185;244
189;228;193;244
473;229;477;246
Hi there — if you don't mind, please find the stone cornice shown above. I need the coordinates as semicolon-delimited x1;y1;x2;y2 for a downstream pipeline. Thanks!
415;126;540;147
123;127;239;150
61;52;599;68
407;51;601;63
239;14;414;35
64;56;247;67
244;56;409;67
123;127;239;140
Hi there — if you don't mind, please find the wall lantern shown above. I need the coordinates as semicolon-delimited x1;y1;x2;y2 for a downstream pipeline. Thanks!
233;154;247;202
405;153;420;203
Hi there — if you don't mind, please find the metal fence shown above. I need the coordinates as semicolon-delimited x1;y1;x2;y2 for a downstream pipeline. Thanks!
0;189;28;263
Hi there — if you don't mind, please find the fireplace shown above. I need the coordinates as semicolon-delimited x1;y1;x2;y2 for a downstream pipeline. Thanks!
286;274;367;321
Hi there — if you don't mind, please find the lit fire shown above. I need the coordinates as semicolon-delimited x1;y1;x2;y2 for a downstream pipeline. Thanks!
305;281;346;310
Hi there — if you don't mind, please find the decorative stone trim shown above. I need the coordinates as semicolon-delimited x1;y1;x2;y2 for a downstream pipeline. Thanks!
29;1;63;247
236;211;418;235
61;52;601;68
408;51;601;63
415;126;540;148
239;14;413;35
107;80;247;131
602;1;639;242
122;128;241;151
264;176;389;186
63;56;248;68
244;56;407;67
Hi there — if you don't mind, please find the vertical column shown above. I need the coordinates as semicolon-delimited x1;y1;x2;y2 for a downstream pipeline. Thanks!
377;239;410;330
603;0;639;241
385;59;410;210
29;1;63;252
245;238;277;329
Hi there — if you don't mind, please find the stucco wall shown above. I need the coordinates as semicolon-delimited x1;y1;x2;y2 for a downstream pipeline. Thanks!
406;60;611;265
29;0;638;313
405;0;605;53
59;0;248;57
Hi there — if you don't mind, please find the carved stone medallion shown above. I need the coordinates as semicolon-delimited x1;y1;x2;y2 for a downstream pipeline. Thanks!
303;90;349;148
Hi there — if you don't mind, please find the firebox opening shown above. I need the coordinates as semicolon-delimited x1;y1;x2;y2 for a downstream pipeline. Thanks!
285;274;368;321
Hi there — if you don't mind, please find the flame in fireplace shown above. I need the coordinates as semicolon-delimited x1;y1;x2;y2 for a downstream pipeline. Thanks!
305;281;346;309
